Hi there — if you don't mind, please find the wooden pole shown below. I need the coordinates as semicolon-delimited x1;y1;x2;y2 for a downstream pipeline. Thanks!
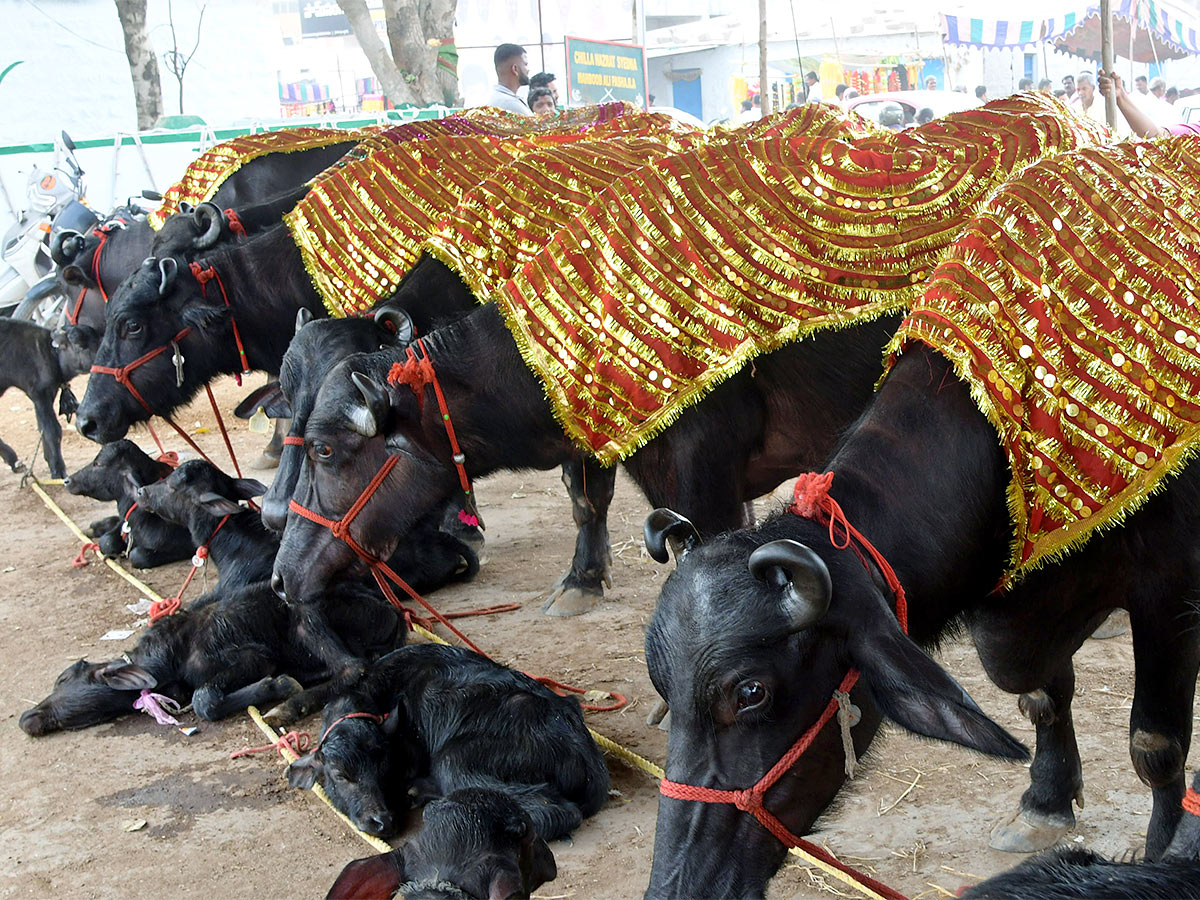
760;0;771;114
1101;0;1117;126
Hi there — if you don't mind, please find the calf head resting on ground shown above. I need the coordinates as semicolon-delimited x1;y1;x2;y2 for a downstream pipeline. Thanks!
287;644;609;841
326;788;558;900
64;440;194;568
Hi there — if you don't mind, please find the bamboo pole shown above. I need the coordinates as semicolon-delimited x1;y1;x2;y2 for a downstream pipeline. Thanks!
1101;0;1117;126
760;0;770;114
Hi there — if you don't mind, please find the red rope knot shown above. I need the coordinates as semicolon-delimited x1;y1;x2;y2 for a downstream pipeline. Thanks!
157;451;180;467
386;348;435;411
732;788;765;814
189;262;216;285
790;472;851;550
330;520;352;544
1184;787;1200;818
230;730;313;759
149;596;181;622
72;542;101;567
223;208;247;238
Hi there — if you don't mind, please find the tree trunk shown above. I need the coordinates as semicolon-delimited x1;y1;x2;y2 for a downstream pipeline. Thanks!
420;0;461;106
337;0;419;106
113;0;163;130
380;0;459;106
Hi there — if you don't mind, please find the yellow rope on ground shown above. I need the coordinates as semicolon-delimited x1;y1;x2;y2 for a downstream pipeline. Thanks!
28;477;165;603
26;479;897;899
245;705;393;854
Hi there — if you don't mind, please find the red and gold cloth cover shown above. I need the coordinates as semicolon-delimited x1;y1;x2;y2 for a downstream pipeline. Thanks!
147;127;369;229
890;136;1200;580
422;103;876;301
493;94;1104;463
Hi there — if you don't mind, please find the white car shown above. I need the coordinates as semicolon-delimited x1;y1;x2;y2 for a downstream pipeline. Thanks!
845;90;978;129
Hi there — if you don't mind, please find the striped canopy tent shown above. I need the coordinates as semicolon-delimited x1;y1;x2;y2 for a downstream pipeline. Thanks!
941;0;1200;60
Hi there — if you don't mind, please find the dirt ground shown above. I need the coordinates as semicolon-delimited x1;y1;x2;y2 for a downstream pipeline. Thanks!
0;373;1187;900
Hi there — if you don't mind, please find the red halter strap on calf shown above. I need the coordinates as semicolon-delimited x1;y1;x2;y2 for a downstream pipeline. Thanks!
317;710;388;749
658;471;910;900
148;513;232;622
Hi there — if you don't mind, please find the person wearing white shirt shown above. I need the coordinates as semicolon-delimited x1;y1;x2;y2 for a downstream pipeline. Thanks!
1072;72;1129;136
803;72;824;104
485;43;533;116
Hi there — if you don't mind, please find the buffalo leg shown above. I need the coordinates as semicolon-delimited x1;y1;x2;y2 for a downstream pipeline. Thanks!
295;604;367;687
261;678;341;727
543;457;615;617
989;662;1083;851
190;649;301;720
251;415;290;471
1129;602;1200;858
32;389;66;478
0;433;21;472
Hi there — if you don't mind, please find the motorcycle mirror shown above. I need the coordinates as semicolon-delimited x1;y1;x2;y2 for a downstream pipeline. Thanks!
60;131;76;153
142;190;163;202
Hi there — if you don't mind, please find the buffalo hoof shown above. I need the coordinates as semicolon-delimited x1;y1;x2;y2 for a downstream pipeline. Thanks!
9;461;25;474
646;698;669;727
1089;609;1130;640
989;807;1075;852
249;451;281;471
542;582;603;617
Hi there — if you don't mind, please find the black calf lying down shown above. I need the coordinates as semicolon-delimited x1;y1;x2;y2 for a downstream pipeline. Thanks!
64;440;193;568
959;847;1200;899
327;788;557;900
287;644;610;840
0;321;98;478
18;579;405;736
136;460;275;589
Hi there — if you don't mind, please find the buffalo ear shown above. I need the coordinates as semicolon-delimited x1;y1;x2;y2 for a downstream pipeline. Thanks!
374;307;414;344
235;382;292;420
287;752;324;790
644;508;700;564
96;660;157;691
850;619;1029;762
196;492;243;517
233;478;268;500
523;831;558;894
325;850;406;900
181;301;230;332
380;701;403;736
61;264;90;287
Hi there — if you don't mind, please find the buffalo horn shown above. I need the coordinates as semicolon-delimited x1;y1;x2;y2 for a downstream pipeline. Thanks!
51;229;84;266
644;508;701;564
374;307;414;344
294;307;314;335
348;371;388;438
748;540;832;632
158;257;178;297
192;201;224;250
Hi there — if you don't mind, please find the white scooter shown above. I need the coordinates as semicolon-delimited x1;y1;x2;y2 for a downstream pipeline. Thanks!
0;131;95;325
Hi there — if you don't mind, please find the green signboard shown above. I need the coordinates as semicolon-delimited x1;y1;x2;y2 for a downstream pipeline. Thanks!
564;36;648;109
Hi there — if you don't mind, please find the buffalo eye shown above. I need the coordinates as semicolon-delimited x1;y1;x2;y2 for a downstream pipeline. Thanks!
124;320;143;337
735;680;768;713
312;442;333;461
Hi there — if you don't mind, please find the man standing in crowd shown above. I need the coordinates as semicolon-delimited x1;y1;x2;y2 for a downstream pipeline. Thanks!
530;72;558;105
1018;77;1033;91
486;43;532;115
975;84;988;102
1099;70;1199;136
1134;74;1149;95
1062;74;1076;98
925;74;938;90
803;71;823;103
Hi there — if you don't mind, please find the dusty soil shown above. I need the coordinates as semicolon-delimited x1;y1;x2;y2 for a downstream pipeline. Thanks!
0;374;1184;899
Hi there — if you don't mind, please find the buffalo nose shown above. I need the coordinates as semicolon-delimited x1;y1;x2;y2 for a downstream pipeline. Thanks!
271;571;286;600
136;485;146;497
363;812;394;836
61;476;70;486
77;415;99;442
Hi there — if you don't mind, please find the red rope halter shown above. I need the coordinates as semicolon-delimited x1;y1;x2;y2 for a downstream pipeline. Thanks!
1184;787;1200;818
188;261;251;382
148;514;231;622
658;472;909;900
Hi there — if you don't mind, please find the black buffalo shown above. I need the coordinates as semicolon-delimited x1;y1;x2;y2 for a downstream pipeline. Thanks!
640;346;1200;898
0;321;98;478
286;643;610;841
273;302;898;615
326;788;558;900
64;440;194;568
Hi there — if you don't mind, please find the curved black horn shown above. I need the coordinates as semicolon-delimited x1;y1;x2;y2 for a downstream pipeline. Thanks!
158;257;178;297
294;307;314;336
644;508;701;564
179;201;194;215
51;229;85;266
192;201;225;250
748;540;833;633
374;307;414;344
349;371;389;438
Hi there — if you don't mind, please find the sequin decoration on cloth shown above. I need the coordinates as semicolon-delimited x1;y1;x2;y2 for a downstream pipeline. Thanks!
491;94;1105;463
288;110;703;317
423;105;879;300
889;136;1200;582
147;127;370;229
